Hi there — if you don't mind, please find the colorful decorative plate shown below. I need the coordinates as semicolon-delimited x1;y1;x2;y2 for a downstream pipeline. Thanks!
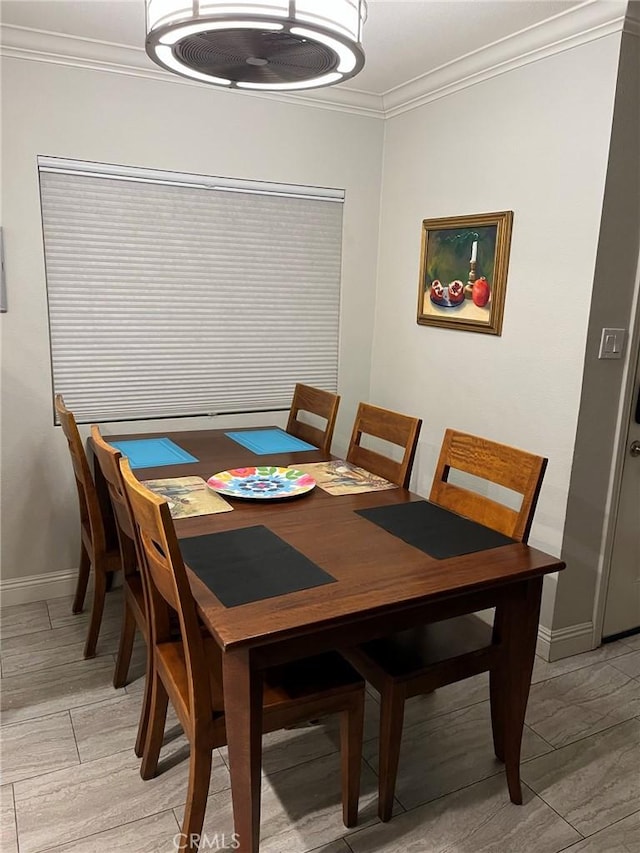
206;467;316;500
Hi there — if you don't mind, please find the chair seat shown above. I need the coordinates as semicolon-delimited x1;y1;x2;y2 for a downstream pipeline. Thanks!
263;653;365;707
80;530;122;575
351;615;493;679
156;637;364;729
79;513;121;566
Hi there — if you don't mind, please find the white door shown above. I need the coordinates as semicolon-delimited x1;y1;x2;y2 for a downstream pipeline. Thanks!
603;349;640;638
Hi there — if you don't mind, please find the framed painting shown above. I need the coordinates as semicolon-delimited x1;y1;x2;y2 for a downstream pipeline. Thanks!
416;210;513;335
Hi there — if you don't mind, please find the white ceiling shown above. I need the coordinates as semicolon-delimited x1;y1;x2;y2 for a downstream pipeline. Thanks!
1;0;589;96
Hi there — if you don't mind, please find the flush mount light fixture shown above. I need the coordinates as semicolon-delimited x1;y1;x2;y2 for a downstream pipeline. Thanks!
145;1;368;91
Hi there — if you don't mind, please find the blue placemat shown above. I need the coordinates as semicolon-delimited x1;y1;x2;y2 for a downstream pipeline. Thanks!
109;437;198;469
225;428;317;454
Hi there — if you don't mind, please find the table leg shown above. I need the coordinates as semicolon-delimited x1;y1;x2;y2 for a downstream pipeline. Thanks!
222;649;263;853
494;577;543;804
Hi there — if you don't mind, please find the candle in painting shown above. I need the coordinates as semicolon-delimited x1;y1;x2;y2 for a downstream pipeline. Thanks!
470;240;478;263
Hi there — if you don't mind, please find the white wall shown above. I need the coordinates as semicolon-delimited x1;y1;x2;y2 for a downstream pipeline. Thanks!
558;29;640;638
371;35;622;633
0;57;384;585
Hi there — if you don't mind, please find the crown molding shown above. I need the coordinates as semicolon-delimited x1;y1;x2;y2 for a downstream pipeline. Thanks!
0;1;629;120
382;0;628;118
0;24;385;118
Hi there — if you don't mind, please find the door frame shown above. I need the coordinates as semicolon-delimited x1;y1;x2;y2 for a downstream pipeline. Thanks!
592;252;640;644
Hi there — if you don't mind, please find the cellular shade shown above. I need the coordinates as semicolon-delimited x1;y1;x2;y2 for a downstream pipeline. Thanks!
39;158;343;423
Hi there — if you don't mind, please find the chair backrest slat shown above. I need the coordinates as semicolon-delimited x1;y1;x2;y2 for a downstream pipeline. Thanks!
347;402;422;489
286;383;340;454
429;429;547;542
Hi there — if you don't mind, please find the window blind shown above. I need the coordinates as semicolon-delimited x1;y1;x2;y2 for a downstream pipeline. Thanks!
39;159;344;423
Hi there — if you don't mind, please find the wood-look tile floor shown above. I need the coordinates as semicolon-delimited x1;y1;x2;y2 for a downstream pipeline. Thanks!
1;588;639;853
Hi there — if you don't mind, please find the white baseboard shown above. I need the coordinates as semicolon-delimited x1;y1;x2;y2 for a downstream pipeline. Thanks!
0;569;80;607
537;621;595;661
467;608;595;663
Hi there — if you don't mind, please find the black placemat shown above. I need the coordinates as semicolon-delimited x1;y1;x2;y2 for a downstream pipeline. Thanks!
356;501;515;560
179;525;335;608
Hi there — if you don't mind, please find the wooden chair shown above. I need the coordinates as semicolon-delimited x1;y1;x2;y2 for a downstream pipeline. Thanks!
286;383;340;454
119;458;365;852
344;428;547;821
346;402;422;488
55;395;123;658
91;425;152;757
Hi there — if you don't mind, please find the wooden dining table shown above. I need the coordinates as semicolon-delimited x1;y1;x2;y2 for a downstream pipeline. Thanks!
100;427;564;853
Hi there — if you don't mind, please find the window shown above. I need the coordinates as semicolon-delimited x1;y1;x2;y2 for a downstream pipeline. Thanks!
39;158;344;423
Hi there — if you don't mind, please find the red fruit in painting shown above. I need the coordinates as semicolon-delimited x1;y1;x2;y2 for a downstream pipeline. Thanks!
472;277;490;307
448;280;464;303
431;280;444;299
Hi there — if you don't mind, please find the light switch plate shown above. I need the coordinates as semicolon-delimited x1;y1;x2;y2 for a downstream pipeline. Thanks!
598;327;626;359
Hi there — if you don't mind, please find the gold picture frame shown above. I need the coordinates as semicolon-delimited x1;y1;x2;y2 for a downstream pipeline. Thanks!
416;210;513;335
